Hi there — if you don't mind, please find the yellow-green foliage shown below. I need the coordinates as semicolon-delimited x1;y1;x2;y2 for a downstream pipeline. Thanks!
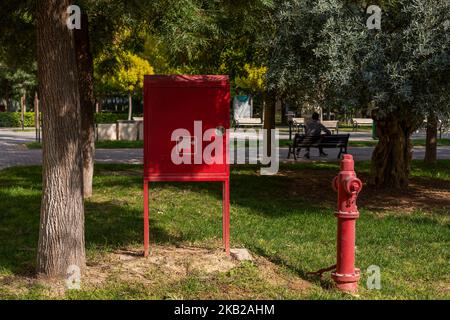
110;52;154;94
235;64;267;93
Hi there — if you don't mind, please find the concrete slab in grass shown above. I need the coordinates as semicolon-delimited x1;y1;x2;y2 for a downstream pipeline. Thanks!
230;248;253;262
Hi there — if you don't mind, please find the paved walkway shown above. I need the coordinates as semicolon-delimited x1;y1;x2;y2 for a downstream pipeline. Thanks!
1;128;449;170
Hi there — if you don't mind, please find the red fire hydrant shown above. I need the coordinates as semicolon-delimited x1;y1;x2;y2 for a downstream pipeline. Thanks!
331;154;362;293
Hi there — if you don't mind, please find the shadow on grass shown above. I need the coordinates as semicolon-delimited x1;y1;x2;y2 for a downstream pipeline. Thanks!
85;201;182;249
0;166;176;276
249;245;336;290
0;197;177;276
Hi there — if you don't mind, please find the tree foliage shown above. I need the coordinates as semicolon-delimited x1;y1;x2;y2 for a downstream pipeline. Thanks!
267;0;450;187
102;52;154;95
268;0;450;119
235;64;268;93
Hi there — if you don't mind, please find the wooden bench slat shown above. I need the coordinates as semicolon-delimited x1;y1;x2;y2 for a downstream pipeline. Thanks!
235;118;263;128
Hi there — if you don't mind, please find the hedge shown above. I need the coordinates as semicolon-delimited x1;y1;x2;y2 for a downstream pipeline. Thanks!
94;113;129;124
0;112;36;127
0;112;138;127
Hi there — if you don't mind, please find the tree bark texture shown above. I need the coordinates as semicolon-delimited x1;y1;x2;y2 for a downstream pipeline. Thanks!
34;92;40;142
36;0;85;277
74;13;96;198
370;113;419;189
424;113;438;164
263;90;276;157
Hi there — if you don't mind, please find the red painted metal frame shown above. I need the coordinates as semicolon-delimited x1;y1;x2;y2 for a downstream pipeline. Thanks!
143;75;230;257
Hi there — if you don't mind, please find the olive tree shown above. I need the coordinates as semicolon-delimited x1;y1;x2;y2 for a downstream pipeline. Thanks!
267;0;450;188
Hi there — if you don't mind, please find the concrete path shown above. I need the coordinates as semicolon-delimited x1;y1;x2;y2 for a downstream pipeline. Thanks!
1;128;449;170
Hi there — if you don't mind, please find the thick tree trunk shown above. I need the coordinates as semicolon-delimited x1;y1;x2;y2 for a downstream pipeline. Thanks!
424;114;438;164
128;94;133;120
263;91;276;157
74;13;96;198
370;115;416;189
36;0;85;277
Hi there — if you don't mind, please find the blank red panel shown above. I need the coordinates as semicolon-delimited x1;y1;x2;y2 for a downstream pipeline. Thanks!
143;75;230;179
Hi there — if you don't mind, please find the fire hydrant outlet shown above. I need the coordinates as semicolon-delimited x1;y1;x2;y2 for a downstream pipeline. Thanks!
344;177;362;195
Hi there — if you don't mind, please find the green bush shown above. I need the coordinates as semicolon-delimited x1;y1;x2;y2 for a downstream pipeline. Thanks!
0;112;36;127
0;112;140;127
94;113;129;124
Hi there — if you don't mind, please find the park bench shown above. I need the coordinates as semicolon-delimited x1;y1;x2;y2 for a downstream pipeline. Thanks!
287;133;350;160
235;117;263;129
291;117;305;133
289;118;339;138
322;120;339;134
351;118;373;131
292;118;304;126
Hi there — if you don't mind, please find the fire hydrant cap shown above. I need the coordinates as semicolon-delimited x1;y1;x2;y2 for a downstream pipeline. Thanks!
343;154;353;160
341;154;355;171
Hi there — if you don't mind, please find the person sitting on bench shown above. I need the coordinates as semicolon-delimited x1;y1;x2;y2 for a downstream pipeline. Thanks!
304;112;331;159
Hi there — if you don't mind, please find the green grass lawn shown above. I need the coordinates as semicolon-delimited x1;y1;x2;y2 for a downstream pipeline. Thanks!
25;140;144;149
0;161;449;299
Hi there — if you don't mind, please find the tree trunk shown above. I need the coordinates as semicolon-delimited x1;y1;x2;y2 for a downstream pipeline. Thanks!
21;92;26;130
370;114;416;189
263;90;276;157
34;92;40;142
74;13;96;198
281;99;287;125
36;0;85;277
6;98;11;111
128;94;133;120
95;100;101;113
424;114;438;164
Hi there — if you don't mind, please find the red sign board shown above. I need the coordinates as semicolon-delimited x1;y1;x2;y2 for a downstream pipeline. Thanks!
143;75;230;256
144;75;230;179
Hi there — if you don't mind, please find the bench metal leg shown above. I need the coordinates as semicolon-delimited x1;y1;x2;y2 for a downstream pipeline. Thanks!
338;146;348;159
288;145;298;160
